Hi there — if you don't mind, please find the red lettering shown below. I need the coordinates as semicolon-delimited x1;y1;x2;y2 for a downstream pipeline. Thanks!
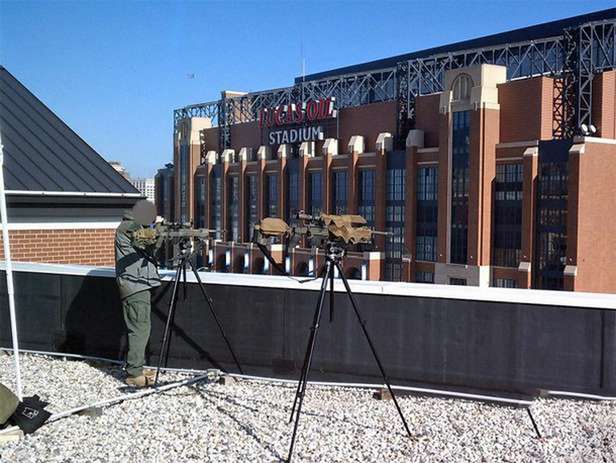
318;98;332;119
306;100;319;121
295;102;304;123
259;99;335;129
285;105;294;124
274;106;284;126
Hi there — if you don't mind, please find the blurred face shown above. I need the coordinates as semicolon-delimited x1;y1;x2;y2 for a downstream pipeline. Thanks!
132;200;156;226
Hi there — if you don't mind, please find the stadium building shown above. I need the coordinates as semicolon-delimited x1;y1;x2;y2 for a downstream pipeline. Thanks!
166;8;616;292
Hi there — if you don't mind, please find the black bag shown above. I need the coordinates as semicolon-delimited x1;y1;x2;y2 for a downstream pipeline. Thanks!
9;395;51;434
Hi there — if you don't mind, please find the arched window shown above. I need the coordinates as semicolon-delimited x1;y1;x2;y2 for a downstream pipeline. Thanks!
451;74;472;102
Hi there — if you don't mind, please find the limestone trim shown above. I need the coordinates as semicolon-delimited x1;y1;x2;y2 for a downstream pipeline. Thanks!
497;140;539;149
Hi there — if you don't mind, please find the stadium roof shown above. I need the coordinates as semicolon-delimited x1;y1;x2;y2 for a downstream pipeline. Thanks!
0;66;139;196
297;8;616;83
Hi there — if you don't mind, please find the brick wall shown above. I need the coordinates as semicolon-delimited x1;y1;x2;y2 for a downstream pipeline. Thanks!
566;141;616;293
0;229;116;266
498;76;553;142
415;94;441;148
593;70;616;139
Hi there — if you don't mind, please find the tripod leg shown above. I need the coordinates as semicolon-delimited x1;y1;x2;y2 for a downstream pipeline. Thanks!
329;263;335;323
289;264;328;423
162;263;185;370
287;261;331;463
182;265;187;301
155;263;183;385
187;260;244;375
526;408;542;438
335;261;412;438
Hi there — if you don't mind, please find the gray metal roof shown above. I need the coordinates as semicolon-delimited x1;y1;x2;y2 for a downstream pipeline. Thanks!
0;66;139;195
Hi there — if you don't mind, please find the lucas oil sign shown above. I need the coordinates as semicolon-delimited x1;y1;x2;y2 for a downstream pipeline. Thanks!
258;98;337;145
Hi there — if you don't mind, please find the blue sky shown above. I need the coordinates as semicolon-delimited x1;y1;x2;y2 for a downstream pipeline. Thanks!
0;1;613;178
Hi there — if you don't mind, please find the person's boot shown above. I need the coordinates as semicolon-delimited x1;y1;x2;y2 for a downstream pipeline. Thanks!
143;369;156;382
125;375;153;388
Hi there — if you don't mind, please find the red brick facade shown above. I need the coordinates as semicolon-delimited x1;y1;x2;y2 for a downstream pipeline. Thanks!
169;66;616;293
0;229;116;266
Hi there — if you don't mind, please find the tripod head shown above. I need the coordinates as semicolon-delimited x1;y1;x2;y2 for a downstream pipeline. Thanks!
131;220;220;269
253;211;390;251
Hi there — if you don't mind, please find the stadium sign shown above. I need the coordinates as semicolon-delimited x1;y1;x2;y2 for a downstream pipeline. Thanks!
259;98;337;145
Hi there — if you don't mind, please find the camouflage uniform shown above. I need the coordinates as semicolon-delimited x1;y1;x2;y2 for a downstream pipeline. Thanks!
115;212;161;378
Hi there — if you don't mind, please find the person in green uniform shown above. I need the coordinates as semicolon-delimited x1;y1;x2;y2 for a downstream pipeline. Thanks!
115;200;161;388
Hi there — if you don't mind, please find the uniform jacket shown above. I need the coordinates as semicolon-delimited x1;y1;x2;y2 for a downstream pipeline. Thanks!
114;212;161;299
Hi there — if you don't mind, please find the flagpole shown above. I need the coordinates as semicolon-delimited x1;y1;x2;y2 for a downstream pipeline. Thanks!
0;140;23;400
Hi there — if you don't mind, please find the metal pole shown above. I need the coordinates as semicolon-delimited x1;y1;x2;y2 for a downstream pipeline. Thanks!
0;143;23;400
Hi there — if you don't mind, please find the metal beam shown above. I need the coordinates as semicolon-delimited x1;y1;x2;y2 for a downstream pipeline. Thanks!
174;18;616;146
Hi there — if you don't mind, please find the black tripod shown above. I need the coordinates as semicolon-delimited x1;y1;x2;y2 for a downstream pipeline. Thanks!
286;243;412;462
155;241;243;384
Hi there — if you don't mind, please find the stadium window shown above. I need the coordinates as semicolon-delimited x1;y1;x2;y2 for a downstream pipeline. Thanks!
331;170;348;215
227;176;240;242
308;172;322;216
451;74;473;102
286;160;299;223
493;278;518;288
246;175;258;240
265;173;278;217
492;163;523;267
416;166;438;261
415;271;434;284
384;167;405;281
179;145;189;223
357;169;375;227
450;110;470;264
210;168;222;240
194;176;206;228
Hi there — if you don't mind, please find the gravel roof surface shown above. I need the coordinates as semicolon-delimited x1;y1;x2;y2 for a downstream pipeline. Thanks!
1;353;616;462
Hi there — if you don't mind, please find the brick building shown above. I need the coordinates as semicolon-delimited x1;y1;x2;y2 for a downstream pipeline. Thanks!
154;163;175;221
166;9;616;292
0;67;142;266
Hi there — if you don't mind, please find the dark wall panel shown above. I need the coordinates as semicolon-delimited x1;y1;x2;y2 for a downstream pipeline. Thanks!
0;270;614;395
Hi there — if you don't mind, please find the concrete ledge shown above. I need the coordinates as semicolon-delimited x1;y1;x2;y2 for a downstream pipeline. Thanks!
2;262;616;310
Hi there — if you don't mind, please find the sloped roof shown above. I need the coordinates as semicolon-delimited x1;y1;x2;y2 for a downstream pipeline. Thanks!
0;66;139;195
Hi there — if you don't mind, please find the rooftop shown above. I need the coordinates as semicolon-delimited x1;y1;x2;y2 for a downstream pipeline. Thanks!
1;353;614;462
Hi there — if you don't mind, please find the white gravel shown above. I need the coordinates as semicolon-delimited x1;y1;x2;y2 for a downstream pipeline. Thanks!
1;353;616;462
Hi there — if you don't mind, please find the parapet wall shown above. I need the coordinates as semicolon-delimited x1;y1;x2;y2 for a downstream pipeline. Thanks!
1;263;615;395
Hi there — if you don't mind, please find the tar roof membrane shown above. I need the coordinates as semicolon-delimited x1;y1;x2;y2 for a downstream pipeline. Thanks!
0;66;139;195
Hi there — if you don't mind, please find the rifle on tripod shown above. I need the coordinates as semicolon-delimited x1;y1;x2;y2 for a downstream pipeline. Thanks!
253;212;409;462
134;221;244;384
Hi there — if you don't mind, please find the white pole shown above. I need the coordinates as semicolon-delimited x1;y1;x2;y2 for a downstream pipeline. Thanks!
0;142;23;400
